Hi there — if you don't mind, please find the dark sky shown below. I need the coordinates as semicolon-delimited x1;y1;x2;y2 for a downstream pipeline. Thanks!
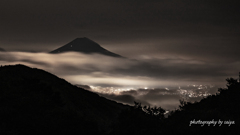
0;0;239;60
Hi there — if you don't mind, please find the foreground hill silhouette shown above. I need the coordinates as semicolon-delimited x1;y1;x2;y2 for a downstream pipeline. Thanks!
0;64;239;135
50;37;122;57
0;64;127;134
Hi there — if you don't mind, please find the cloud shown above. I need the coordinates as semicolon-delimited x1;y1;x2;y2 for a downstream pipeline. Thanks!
97;88;198;110
95;86;219;110
0;51;230;110
0;51;239;88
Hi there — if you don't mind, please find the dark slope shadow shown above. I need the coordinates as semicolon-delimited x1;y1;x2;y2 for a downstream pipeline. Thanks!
0;64;129;134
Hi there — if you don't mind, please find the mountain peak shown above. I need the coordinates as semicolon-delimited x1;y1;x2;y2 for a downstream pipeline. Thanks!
50;38;122;57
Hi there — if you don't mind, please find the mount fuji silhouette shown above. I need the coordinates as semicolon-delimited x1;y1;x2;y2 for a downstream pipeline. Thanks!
50;37;122;57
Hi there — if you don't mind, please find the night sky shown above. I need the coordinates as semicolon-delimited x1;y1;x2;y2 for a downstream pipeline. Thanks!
1;0;240;109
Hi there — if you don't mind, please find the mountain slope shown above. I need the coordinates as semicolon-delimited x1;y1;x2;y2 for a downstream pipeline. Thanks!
50;37;122;57
0;64;128;134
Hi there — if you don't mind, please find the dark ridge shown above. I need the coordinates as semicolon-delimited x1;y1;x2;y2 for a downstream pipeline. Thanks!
0;64;128;134
50;37;123;57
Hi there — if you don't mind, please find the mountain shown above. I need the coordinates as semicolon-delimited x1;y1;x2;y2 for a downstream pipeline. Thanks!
0;64;128;134
50;37;122;57
0;47;5;51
